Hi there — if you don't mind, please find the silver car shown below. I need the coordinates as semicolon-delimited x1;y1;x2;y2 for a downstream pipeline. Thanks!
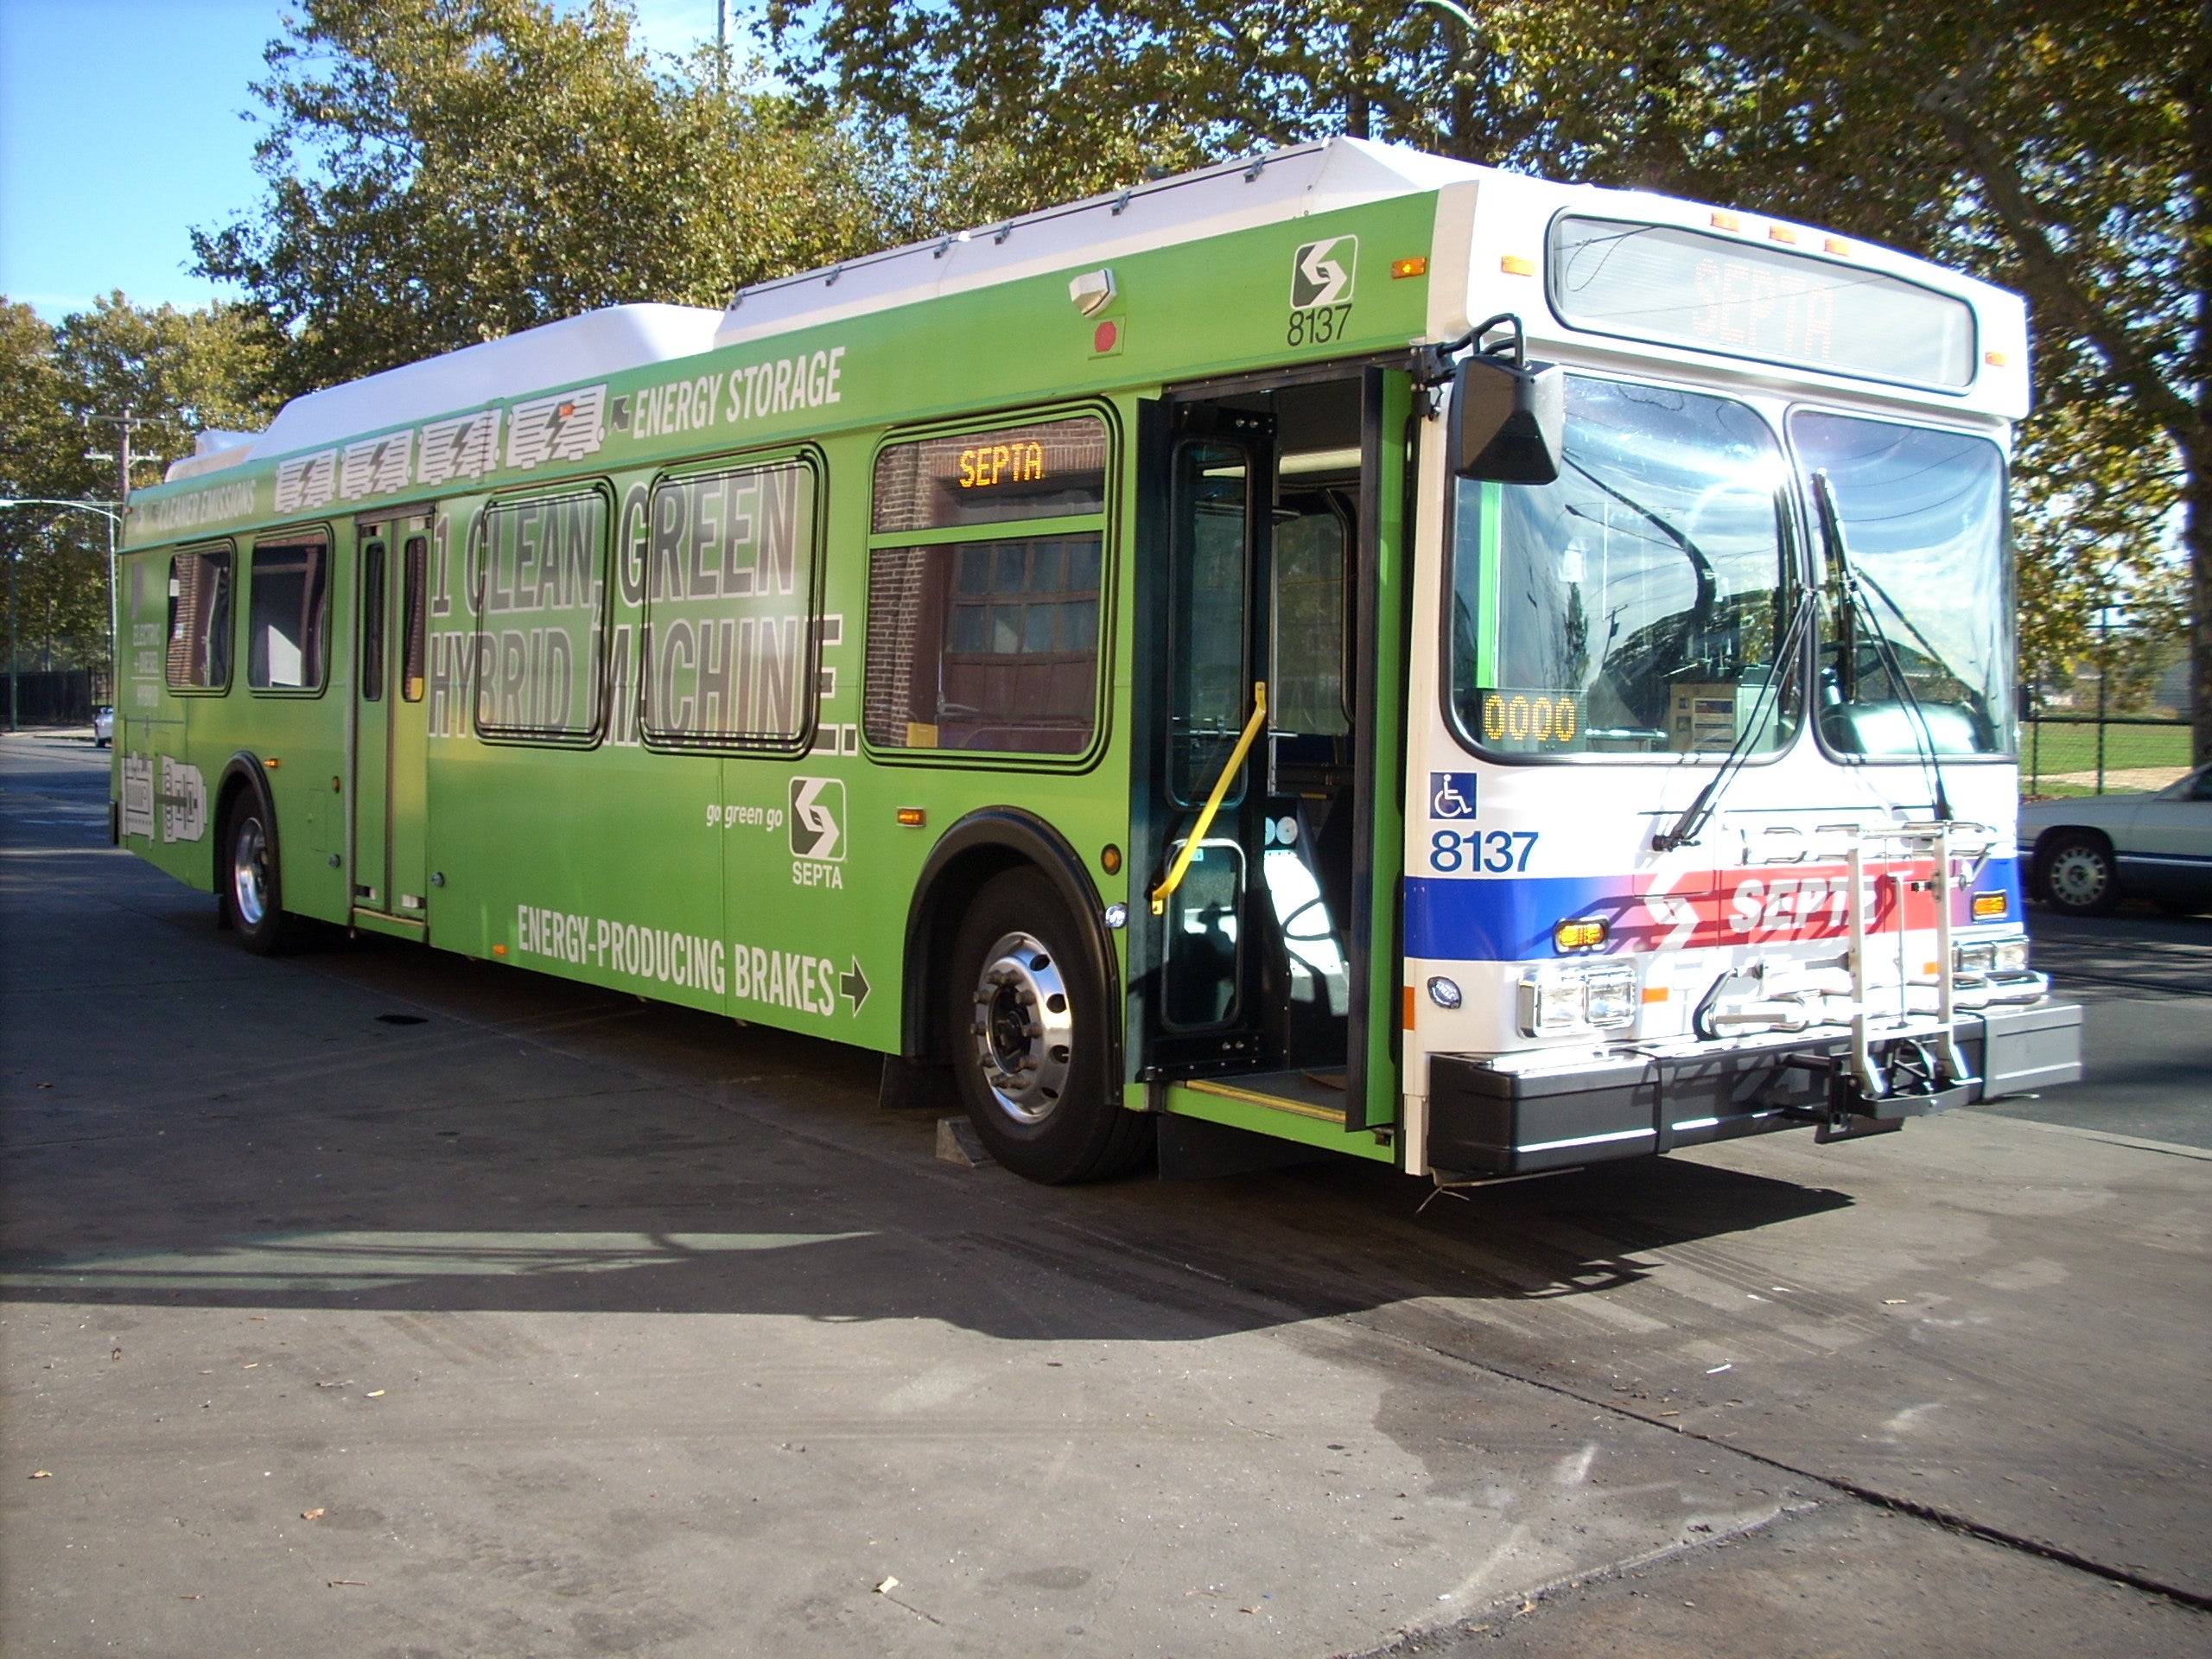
2019;763;2212;916
92;705;113;747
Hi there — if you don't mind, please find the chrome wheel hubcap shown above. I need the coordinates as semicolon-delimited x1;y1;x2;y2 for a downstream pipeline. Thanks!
2048;848;2108;906
232;816;270;928
969;931;1072;1124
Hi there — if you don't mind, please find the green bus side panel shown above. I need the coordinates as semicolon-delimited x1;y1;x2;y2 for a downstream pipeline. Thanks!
112;189;1441;1081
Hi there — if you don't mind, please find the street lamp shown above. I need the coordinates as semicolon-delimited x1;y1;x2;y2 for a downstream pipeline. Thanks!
0;498;121;734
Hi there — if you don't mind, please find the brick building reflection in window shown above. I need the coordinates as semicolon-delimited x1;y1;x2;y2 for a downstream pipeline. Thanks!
867;535;1103;753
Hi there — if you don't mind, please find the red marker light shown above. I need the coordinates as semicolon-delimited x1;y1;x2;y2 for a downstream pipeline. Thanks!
1093;320;1119;353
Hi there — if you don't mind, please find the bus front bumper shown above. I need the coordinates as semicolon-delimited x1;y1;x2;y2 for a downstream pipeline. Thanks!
1425;1000;2084;1177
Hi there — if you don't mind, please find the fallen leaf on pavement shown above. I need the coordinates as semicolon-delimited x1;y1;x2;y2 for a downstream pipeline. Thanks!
302;1509;325;1521
364;1390;385;1398
29;1471;51;1479
875;1577;899;1594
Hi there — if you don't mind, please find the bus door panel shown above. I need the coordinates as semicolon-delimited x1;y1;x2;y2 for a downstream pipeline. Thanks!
1344;366;1415;1130
388;525;432;920
351;516;431;926
1133;401;1278;1077
352;524;392;913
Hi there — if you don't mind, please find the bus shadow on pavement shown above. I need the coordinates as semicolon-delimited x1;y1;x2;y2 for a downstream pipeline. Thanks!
2;870;1853;1341
0;1135;1852;1340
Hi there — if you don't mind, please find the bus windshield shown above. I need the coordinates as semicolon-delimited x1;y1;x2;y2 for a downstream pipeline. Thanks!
1450;375;1796;757
1792;412;2012;758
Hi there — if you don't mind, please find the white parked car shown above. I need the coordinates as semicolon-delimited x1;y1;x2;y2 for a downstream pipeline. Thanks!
2019;763;2212;916
92;705;114;747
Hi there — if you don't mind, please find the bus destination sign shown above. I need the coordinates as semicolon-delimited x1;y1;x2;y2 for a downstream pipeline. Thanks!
1548;215;1977;390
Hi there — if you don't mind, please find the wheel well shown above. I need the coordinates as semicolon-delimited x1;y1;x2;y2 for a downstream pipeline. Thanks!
906;845;1030;1062
2035;823;2113;865
900;809;1116;1067
210;754;274;896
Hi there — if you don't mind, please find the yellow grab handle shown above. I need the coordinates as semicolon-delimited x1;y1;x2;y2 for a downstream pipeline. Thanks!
1150;682;1267;916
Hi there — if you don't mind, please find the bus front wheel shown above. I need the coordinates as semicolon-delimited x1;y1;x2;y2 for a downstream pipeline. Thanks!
944;868;1150;1184
221;794;306;955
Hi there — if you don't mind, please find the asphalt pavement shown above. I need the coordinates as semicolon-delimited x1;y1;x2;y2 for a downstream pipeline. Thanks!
2;729;2206;1657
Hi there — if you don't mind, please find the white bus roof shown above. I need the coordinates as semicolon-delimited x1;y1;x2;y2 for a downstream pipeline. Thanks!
166;137;2022;483
166;139;1475;485
713;138;1479;348
166;302;722;482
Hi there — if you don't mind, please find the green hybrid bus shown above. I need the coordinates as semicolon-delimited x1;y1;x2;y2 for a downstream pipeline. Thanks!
113;138;2080;1186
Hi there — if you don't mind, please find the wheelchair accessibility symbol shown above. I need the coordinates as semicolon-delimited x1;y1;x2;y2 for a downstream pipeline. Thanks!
1429;772;1478;820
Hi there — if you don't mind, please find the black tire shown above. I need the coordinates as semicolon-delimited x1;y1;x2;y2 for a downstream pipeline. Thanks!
2037;830;2121;917
941;867;1151;1184
219;792;308;955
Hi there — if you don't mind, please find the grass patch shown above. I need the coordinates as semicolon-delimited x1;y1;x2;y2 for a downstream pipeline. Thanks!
2021;721;2192;796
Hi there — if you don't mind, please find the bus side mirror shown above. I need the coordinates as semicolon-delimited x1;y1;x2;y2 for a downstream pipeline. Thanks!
1450;354;1564;484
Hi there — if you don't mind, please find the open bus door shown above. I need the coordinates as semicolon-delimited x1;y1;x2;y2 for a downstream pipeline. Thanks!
1129;366;1412;1163
350;514;431;936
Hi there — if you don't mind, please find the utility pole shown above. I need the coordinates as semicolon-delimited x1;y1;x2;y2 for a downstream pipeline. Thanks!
92;406;146;717
95;405;145;514
716;0;728;95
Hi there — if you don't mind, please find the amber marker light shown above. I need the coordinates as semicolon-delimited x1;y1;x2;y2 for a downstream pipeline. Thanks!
1768;225;1799;245
492;944;508;957
1973;892;2009;919
1710;211;1741;231
1554;917;1608;953
1498;254;1535;276
1985;350;2009;368
1100;843;1122;875
896;808;926;827
1390;256;1428;279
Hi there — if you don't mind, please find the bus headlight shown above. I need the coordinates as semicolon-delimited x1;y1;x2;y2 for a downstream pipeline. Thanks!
1955;937;2029;976
1519;964;1639;1035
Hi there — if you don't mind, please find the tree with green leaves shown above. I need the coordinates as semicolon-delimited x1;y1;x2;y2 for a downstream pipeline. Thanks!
194;0;991;399
779;0;2208;758
0;295;279;677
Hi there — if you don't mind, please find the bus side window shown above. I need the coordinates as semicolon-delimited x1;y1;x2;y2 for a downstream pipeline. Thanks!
359;540;387;702
248;536;332;691
165;545;233;690
401;535;428;702
864;415;1109;756
639;456;823;751
472;488;608;741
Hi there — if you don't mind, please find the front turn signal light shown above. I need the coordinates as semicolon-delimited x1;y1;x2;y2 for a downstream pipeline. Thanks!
1554;916;1608;953
1972;891;2009;920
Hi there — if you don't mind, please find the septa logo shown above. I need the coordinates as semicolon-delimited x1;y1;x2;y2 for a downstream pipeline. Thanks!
787;776;845;861
1291;235;1358;308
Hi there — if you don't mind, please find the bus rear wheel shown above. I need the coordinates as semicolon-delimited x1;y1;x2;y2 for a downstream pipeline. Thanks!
944;868;1150;1184
221;794;306;955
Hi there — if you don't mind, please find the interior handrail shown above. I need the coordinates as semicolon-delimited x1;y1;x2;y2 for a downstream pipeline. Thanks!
1150;681;1268;917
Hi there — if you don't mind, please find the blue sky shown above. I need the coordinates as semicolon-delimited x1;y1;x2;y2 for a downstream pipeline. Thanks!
0;0;734;321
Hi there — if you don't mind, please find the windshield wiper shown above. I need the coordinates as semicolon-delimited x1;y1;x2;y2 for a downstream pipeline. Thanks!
1650;583;1813;851
1810;469;1954;823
